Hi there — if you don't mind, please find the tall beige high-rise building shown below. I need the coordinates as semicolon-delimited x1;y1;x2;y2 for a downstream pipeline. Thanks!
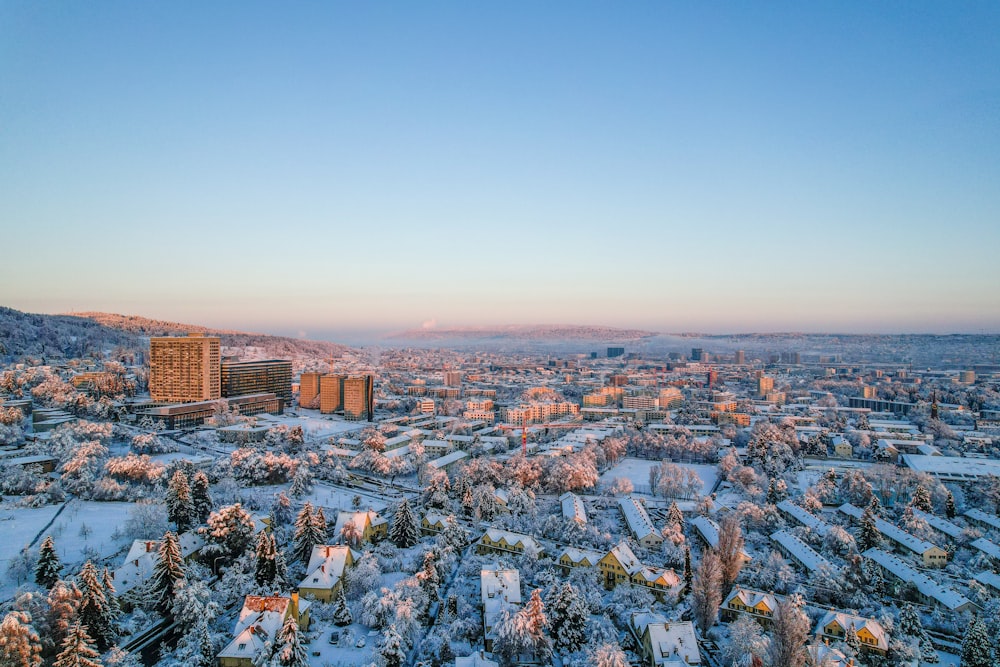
343;375;373;421
149;334;220;403
299;372;322;408
319;374;344;414
444;371;462;387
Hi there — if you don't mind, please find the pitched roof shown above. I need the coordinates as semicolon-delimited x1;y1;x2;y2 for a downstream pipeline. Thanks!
816;610;888;651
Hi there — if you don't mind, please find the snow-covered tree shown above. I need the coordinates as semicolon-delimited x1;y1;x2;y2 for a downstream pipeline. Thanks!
0;610;42;667
590;643;631;667
201;503;256;570
858;505;881;552
332;588;352;626
288;465;313;499
767;595;809;667
76;561;114;650
961;615;993;667
53;621;101;667
190;472;213;524
35;536;61;590
546;582;588;652
389;499;419;548
717;514;745;588
166;471;195;533
691;550;722;633
47;580;83;652
377;624;406;667
910;485;932;513
101;569;120;628
254;531;286;593
345;551;381;599
271;614;308;667
945;490;956;519
148;532;186;616
722;614;768;667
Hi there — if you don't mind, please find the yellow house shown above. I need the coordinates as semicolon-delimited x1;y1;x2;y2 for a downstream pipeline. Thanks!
722;587;777;626
333;510;387;545
920;545;948;568
217;594;311;667
421;512;451;536
476;528;541;557
297;545;355;602
556;546;603;572
817;611;888;655
598;542;681;601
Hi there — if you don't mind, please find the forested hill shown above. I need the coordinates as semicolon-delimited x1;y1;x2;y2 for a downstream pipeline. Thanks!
0;307;351;363
70;312;352;360
0;307;139;360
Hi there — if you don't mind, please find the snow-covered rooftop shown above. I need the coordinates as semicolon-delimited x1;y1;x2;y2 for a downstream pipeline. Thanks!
862;548;973;612
770;530;833;573
777;499;831;536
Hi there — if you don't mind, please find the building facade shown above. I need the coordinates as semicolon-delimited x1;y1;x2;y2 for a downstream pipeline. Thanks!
221;360;292;401
149;334;220;402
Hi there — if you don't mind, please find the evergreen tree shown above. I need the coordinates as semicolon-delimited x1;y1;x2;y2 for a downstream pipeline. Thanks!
767;478;779;505
897;603;922;638
438;517;469;551
191;471;213;524
910;486;932;513
293;503;323;564
202;503;256;569
389;499;419;548
101;569;121;627
417;552;440;608
859;506;881;552
845;625;860;654
378;624;406;667
166;470;195;533
76;561;114;651
311;507;327;544
270;492;294;529
47;580;83;653
254;531;278;592
683;545;693;593
591;644;631;667
547;583;587;652
332;588;352;626
53;621;102;667
945;491;956;519
272;614;309;667
148;532;186;616
289;465;313;499
35;536;62;590
0;610;42;667
961;615;993;667
667;501;684;529
523;589;552;662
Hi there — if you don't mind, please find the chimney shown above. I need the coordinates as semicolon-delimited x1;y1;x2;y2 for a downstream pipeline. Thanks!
145;541;154;552
290;592;299;621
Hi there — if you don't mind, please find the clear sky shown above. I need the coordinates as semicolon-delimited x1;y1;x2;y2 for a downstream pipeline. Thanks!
2;2;998;338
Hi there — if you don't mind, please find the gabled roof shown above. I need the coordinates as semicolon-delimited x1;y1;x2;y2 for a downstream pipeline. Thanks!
644;620;700;665
619;496;659;541
771;530;833;573
298;544;354;590
777;499;831;536
606;541;643;576
724;586;778;612
816;610;888;651
217;595;311;660
862;549;973;612
481;528;540;553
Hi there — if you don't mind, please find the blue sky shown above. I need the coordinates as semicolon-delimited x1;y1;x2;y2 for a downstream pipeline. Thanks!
1;2;998;337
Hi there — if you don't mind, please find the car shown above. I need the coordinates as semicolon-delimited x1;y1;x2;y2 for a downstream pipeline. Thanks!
329;631;340;644
355;637;366;648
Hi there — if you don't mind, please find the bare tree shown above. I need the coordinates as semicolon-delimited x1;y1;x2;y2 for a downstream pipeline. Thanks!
717;514;745;588
767;595;810;667
691;549;723;634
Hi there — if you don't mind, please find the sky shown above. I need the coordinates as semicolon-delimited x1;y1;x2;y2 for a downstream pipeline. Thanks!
1;2;999;338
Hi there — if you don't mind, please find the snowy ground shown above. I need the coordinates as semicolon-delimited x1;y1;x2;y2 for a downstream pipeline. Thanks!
301;622;376;667
599;458;719;497
0;499;133;600
267;413;369;441
303;483;389;513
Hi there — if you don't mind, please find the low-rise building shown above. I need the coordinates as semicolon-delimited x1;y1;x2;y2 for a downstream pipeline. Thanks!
722;587;778;626
332;510;387;545
481;569;521;652
816;611;888;655
619;496;664;549
297;545;355;602
561;492;587;525
862;548;976;613
477;529;542;557
839;503;947;567
770;530;833;573
217;594;311;667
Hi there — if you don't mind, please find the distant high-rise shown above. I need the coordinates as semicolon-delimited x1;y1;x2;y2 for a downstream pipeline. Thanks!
444;371;463;386
149;334;220;403
319;374;344;414
757;375;774;397
607;347;625;358
343;375;374;421
221;360;292;401
691;348;707;362
299;372;322;408
734;350;746;365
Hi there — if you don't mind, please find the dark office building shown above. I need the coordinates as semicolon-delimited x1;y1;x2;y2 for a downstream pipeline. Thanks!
607;347;625;358
221;360;293;402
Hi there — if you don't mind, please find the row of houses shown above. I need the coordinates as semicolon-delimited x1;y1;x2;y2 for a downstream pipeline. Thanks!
838;503;948;567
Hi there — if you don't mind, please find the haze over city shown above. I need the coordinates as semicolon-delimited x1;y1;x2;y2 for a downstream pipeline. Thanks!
2;3;999;336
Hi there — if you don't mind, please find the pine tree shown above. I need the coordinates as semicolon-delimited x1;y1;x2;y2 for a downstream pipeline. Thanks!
254;531;278;592
76;561;114;651
101;568;121;627
332;588;352;626
47;580;83;651
389;499;419;548
311;507;327;544
591;644;631;667
523;589;552;662
945;491;956;519
378;624;406;667
859;506;880;552
417;551;440;607
293;503;320;564
961;615;993;667
667;501;684;529
683;545;693;593
35;536;62;590
166;470;195;533
845;625;860;654
191;471;213;524
910;486;932;513
272;614;309;667
289;465;313;499
53;621;102;667
551;585;587;652
767;478;779;505
0;610;42;667
148;532;186;616
897;603;922;638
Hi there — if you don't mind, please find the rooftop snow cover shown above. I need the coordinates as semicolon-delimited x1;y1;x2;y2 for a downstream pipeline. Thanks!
816;610;888;652
965;508;1000;531
862;548;972;611
777;500;831;536
911;508;962;538
561;492;588;524
298;544;354;590
427;450;468;469
619;496;658;540
971;537;1000;560
838;504;940;555
901;454;1000;480
691;516;752;561
770;530;833;573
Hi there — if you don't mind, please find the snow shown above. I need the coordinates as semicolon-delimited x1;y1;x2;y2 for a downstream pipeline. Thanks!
599;458;718;496
300;483;388;513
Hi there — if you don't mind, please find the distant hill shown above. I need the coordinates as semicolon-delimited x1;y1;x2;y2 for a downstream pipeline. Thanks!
70;312;352;361
386;324;657;342
0;307;139;360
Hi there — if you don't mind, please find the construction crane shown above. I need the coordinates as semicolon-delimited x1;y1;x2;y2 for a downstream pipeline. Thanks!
495;421;583;457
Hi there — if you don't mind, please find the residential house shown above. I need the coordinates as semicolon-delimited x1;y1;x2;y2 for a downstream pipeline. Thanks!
332;510;387;545
839;503;947;567
477;529;542;557
619;496;664;549
816;611;888;655
297;545;355;602
862;549;977;613
556;546;603;572
217;594;311;667
481;569;521;652
421;512;452;536
630;613;701;666
770;530;833;573
561;492;587;525
722;587;779;626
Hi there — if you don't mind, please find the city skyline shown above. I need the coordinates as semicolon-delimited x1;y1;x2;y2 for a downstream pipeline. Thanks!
2;3;999;336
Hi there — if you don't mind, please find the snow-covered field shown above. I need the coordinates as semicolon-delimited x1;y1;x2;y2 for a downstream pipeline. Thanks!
269;414;368;440
599;458;718;496
304;484;389;513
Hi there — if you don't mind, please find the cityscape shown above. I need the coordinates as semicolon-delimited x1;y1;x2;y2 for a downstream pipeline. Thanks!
2;3;1000;667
